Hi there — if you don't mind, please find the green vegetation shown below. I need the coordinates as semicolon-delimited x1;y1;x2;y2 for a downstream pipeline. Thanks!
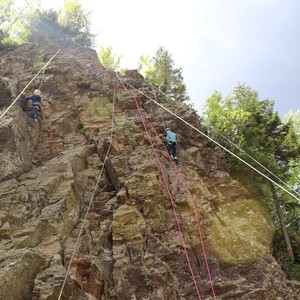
57;0;94;47
203;84;300;277
138;46;190;103
33;50;46;67
145;278;153;290
77;121;85;135
0;0;95;48
0;0;33;48
97;45;123;72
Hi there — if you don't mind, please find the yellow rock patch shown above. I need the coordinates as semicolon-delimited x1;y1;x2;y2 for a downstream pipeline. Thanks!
208;199;274;264
81;96;112;123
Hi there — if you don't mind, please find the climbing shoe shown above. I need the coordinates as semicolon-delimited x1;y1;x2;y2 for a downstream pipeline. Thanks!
173;157;179;165
171;156;179;165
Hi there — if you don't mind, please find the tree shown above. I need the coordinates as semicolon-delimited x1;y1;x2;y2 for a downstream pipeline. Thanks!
97;45;122;71
0;0;15;41
203;83;300;261
28;1;95;47
204;89;251;145
28;9;69;45
138;46;190;102
0;0;95;48
0;0;46;48
281;111;300;254
285;110;300;145
0;0;31;48
57;0;94;47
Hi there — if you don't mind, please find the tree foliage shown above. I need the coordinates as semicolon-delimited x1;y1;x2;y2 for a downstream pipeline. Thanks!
0;0;95;48
57;0;94;47
204;84;299;176
138;46;190;102
284;110;300;145
281;110;300;243
0;0;35;48
28;9;67;45
97;45;122;71
204;84;300;192
0;0;15;37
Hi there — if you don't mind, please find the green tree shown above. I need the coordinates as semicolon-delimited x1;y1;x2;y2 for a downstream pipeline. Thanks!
57;0;94;47
282;111;300;250
203;83;300;261
97;45;122;71
285;111;300;145
0;0;94;48
28;1;94;47
0;0;34;48
28;9;68;45
0;0;15;41
204;89;251;145
138;46;190;102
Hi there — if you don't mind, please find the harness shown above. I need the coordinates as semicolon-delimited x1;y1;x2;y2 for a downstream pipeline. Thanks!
32;102;41;111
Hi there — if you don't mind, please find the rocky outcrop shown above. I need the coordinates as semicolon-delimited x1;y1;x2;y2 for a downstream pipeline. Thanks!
0;76;18;108
0;106;39;182
0;44;299;299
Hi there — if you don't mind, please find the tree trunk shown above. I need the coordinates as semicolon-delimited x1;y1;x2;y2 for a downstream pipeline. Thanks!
271;184;295;261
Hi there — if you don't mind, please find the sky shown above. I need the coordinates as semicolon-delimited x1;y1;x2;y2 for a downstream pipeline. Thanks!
22;0;300;117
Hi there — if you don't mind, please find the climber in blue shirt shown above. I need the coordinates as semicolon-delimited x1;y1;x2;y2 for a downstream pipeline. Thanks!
164;128;178;163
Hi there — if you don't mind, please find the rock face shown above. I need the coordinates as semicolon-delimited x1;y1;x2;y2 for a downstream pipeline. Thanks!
0;44;299;299
0;107;39;182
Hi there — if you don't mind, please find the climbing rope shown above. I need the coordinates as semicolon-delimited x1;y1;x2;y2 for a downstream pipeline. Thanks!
0;49;60;120
57;88;116;300
115;78;300;203
205;123;300;198
115;73;203;300
144;116;216;299
38;64;47;90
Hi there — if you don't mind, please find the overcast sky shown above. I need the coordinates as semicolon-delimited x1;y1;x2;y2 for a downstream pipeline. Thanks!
38;0;300;117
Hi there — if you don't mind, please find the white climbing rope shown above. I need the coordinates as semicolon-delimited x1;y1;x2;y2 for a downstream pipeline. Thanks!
0;49;60;120
206;124;300;198
58;87;116;300
116;77;300;203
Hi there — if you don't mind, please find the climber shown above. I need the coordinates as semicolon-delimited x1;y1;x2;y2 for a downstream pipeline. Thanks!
164;128;179;164
23;89;42;122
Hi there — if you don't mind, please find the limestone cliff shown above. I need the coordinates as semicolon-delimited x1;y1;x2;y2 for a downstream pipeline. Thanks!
0;44;299;299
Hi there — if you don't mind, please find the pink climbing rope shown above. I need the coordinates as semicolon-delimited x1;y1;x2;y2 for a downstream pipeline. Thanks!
115;73;202;300
144;116;216;299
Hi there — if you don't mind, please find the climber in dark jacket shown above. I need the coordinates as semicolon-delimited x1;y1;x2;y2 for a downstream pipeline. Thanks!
164;128;178;160
25;89;42;121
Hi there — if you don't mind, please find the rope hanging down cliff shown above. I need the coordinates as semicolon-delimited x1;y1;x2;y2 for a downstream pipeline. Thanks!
57;88;116;300
116;72;209;300
116;77;300;203
0;49;60;120
143;115;216;299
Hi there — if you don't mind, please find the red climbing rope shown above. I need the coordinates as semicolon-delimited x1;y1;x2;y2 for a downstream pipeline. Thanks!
115;73;203;300
144;116;216;299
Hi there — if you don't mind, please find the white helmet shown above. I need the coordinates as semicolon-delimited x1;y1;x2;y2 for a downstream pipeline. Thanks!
165;128;170;132
34;89;41;96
